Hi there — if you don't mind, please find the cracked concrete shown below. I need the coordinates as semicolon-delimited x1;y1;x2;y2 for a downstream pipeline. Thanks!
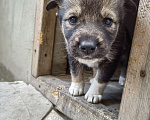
0;81;66;120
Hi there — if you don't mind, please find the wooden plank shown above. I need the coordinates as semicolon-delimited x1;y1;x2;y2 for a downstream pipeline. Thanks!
51;20;68;75
32;0;56;77
30;75;123;120
119;0;150;120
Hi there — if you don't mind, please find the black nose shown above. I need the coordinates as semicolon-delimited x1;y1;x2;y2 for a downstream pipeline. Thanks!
79;41;97;54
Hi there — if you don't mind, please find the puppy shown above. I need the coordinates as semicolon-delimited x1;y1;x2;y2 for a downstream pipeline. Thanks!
46;0;137;104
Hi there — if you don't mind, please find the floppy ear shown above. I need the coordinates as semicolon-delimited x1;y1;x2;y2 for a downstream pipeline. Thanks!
124;0;138;14
46;0;60;11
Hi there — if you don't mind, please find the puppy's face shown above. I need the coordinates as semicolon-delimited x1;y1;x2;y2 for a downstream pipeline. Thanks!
47;0;135;61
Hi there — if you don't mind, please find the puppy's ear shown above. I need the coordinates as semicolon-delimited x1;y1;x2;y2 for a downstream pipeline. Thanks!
124;0;138;14
46;0;60;11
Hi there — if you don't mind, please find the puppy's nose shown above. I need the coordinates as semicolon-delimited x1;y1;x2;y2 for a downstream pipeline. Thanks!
79;41;97;54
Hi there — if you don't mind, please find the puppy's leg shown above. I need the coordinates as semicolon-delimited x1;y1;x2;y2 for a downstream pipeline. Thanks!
85;62;118;103
119;54;128;85
85;68;107;103
90;68;97;84
69;56;84;96
119;66;126;86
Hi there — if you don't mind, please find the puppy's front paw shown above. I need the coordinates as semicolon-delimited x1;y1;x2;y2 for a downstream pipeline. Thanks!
90;78;94;84
119;76;125;86
85;94;102;104
85;79;107;104
69;81;84;96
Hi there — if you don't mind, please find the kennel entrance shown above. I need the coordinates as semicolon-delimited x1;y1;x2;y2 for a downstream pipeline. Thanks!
31;0;150;119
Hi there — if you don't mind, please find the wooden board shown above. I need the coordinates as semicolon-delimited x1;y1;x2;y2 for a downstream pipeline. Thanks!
32;0;56;77
51;20;68;75
119;0;150;120
30;75;124;120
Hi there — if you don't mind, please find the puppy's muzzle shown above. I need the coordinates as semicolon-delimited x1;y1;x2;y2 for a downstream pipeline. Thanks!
79;41;98;54
78;36;99;55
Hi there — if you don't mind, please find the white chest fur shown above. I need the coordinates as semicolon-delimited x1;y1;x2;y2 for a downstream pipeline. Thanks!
76;58;101;68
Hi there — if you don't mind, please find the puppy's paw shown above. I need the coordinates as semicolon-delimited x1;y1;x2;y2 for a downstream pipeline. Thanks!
85;79;107;104
69;81;84;96
85;94;102;104
90;78;94;84
119;76;125;86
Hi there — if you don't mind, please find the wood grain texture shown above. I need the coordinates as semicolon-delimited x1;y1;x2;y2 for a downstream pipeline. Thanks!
30;75;123;120
32;0;56;77
119;0;150;120
51;20;68;75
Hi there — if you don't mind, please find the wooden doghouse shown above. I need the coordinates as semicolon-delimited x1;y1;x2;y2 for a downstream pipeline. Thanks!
31;0;150;119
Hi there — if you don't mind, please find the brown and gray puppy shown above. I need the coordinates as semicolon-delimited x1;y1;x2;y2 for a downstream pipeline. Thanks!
46;0;137;103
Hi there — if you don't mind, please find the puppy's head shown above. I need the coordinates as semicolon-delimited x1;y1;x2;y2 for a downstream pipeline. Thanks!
47;0;136;61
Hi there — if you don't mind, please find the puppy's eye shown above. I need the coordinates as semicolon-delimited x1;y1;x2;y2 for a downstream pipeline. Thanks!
103;18;113;27
69;16;78;25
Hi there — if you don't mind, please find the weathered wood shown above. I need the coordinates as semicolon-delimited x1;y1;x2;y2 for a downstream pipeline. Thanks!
51;20;68;75
119;0;150;120
32;0;56;77
30;75;123;120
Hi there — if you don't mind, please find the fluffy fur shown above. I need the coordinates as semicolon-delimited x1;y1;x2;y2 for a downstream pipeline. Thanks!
46;0;138;103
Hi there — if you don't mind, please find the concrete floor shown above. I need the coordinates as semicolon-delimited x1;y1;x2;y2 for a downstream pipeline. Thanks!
0;81;68;120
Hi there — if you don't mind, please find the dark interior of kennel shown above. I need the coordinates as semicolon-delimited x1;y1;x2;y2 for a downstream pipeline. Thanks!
31;0;150;119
